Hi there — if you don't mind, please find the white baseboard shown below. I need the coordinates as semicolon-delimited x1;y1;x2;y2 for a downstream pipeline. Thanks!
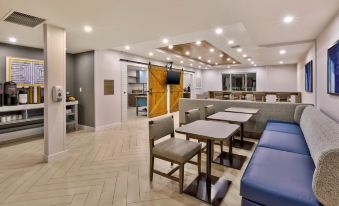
43;149;68;162
0;127;43;143
78;124;95;131
95;122;121;131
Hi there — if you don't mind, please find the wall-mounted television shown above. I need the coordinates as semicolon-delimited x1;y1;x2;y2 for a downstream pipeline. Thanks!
166;71;181;84
305;60;313;92
328;40;339;95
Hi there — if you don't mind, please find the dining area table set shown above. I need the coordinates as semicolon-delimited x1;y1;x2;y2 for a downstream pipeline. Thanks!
148;105;259;206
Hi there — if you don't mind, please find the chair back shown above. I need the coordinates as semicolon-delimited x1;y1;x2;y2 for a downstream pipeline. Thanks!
253;92;266;102
149;115;174;141
204;105;215;119
231;92;243;100
214;92;223;100
185;109;201;124
277;93;291;102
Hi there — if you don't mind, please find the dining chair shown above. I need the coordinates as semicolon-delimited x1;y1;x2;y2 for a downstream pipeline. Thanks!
149;115;201;193
276;93;291;102
231;92;243;100
204;105;224;153
253;92;266;102
185;108;215;159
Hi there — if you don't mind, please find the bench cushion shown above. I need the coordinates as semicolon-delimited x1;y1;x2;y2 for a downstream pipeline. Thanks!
258;130;310;155
265;120;302;135
241;147;319;206
153;138;201;163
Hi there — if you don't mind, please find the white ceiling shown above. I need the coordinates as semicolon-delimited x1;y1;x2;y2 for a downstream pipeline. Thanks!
0;0;338;69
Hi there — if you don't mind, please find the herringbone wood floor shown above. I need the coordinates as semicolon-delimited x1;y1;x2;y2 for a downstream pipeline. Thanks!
0;110;256;206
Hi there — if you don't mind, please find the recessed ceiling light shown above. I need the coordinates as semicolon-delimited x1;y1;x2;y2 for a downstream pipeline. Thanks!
215;28;223;35
190;63;193;66
215;63;218;65
280;49;286;54
243;54;247;58
162;38;169;44
283;15;294;24
198;65;201;68
254;64;257;66
124;45;130;50
198;56;202;60
185;51;190;55
232;61;236;64
220;54;224;57
210;48;215;52
149;52;154;56
166;57;170;61
168;45;173;49
84;25;93;32
180;60;184;64
207;60;211;63
237;48;243;53
9;37;17;43
251;61;254;64
280;61;284;64
196;41;202;45
247;58;252;61
227;58;231;61
228;40;234;45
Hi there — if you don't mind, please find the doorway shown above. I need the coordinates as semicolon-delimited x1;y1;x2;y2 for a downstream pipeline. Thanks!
126;65;148;120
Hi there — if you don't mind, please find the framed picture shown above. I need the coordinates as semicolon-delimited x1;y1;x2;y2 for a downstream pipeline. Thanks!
328;40;339;95
305;60;313;92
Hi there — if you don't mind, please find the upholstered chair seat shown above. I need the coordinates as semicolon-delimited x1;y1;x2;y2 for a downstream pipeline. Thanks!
152;138;201;163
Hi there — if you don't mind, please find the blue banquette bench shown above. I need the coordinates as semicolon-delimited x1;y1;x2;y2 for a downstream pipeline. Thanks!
241;106;339;206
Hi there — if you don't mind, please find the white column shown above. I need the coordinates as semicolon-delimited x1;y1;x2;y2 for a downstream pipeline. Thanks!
43;24;67;162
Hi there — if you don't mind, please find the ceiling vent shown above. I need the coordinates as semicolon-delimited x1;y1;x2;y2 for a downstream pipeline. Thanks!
2;11;45;28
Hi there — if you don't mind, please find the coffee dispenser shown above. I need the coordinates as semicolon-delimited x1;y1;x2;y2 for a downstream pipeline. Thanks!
4;81;18;106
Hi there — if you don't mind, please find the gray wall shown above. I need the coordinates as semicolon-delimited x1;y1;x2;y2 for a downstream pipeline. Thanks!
73;51;95;127
0;43;95;127
0;43;75;94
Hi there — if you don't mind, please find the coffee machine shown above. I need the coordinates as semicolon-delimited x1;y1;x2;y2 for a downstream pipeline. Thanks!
4;81;17;106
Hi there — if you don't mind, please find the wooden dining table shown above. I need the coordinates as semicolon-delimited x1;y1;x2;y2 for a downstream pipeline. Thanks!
176;120;239;206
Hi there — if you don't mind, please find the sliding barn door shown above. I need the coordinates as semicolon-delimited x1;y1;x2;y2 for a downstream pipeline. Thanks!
148;65;167;118
170;71;184;113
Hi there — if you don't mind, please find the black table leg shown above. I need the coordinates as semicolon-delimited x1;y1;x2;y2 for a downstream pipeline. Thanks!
232;123;255;150
184;139;231;206
213;135;246;170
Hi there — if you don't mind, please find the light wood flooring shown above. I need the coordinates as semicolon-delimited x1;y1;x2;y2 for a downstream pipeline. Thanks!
0;110;257;206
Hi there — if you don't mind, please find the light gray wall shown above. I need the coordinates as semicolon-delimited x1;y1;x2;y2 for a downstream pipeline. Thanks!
73;51;95;127
0;43;75;94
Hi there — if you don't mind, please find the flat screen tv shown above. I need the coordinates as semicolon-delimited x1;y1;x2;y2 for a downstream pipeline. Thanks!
328;40;339;94
166;71;181;84
305;60;313;92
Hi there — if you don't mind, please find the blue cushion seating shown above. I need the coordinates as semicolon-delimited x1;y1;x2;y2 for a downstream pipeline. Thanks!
241;147;319;206
241;120;321;206
258;130;310;156
265;120;302;135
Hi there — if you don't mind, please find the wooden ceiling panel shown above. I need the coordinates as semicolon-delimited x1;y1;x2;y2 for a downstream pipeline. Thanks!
159;40;240;66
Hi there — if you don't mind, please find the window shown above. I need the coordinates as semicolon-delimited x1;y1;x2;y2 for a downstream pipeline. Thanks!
222;73;256;91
